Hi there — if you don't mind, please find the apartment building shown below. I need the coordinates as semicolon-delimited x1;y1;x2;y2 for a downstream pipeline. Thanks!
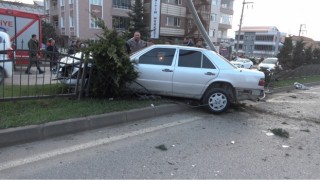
44;0;234;46
234;26;286;58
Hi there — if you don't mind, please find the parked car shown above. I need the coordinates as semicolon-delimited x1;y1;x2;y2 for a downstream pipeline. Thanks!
230;58;253;69
57;45;265;113
257;57;279;71
129;45;265;113
0;31;13;84
56;52;91;86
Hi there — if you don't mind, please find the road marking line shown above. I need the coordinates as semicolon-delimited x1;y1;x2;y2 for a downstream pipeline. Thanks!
0;116;201;171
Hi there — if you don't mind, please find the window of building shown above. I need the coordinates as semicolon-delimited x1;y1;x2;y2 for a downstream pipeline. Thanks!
69;0;73;4
212;0;218;6
69;15;73;27
138;48;176;66
90;17;99;29
60;16;65;27
166;16;181;27
90;0;102;5
220;13;232;25
167;0;182;5
210;13;217;22
60;0;65;6
112;16;130;30
254;45;273;51
255;35;274;42
112;0;131;9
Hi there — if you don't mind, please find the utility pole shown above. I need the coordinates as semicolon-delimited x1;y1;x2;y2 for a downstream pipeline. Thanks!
186;0;218;52
299;24;307;36
235;0;253;55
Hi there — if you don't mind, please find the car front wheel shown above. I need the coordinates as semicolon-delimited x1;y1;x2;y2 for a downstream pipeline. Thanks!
203;88;230;114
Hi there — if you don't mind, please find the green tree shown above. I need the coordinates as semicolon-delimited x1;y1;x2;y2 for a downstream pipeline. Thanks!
313;48;320;64
127;0;148;39
41;20;58;44
292;39;305;68
304;46;313;64
277;37;293;69
83;20;138;98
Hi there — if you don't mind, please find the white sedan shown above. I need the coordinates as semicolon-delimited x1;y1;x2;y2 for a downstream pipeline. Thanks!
129;45;265;113
231;58;253;69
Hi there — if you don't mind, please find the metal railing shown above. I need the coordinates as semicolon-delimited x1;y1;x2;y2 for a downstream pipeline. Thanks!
0;48;88;102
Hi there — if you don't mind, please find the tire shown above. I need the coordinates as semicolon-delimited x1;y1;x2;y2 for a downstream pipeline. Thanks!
203;88;230;114
0;68;4;85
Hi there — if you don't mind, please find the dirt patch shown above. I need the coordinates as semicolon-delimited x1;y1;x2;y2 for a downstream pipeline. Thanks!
275;64;320;79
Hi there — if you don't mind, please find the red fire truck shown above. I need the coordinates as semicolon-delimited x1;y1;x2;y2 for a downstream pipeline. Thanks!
0;8;45;64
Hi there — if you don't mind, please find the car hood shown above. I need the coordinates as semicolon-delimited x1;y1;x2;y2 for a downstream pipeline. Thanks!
60;52;92;65
231;61;243;65
258;63;275;69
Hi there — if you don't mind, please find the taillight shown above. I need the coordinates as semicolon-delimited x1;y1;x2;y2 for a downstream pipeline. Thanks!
258;78;265;86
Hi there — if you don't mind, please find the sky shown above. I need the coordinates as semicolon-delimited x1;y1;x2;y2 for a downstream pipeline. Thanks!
230;0;320;41
5;0;319;41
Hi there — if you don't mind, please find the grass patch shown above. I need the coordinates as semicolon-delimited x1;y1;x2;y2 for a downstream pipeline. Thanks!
272;75;320;88
0;97;169;129
0;84;69;98
270;128;289;138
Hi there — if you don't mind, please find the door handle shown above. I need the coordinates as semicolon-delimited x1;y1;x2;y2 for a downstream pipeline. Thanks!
162;69;173;72
205;72;215;75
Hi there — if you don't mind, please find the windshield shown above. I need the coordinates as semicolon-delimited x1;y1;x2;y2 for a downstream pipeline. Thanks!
262;58;277;64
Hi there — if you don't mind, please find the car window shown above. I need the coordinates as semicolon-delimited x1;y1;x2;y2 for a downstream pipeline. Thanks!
179;50;202;68
138;48;175;66
202;54;216;69
179;50;215;69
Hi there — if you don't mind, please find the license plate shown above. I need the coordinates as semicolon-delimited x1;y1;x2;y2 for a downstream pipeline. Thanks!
252;90;261;96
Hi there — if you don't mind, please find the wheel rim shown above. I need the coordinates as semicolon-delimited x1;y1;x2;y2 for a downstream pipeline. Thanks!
208;92;227;111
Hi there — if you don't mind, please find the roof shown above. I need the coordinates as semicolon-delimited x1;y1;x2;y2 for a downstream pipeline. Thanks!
291;35;320;49
240;26;279;32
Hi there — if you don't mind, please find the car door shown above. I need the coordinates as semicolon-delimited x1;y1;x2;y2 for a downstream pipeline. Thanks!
134;47;176;95
172;49;219;98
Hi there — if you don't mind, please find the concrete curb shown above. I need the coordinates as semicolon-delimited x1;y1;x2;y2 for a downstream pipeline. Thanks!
0;103;188;148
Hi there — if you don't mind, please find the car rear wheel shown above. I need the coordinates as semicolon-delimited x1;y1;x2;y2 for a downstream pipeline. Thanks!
0;68;4;85
203;88;230;114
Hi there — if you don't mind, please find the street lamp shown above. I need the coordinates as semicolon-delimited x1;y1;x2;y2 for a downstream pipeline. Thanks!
235;0;253;55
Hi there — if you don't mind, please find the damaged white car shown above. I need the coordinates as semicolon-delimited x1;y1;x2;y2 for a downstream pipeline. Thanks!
57;45;265;113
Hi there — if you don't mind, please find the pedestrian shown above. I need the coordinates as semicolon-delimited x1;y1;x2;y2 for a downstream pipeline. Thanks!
46;38;59;73
182;37;194;46
67;40;76;55
25;34;45;74
126;31;147;54
195;40;204;48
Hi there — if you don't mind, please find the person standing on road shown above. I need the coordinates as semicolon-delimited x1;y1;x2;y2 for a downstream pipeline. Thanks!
126;31;147;54
182;37;194;46
25;34;45;74
67;40;76;55
46;38;59;73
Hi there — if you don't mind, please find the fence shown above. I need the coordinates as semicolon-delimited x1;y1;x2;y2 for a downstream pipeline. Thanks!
0;45;89;102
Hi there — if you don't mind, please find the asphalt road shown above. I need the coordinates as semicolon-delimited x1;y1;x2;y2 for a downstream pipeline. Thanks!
0;86;320;179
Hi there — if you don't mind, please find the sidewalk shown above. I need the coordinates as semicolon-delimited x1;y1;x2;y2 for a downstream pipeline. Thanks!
4;65;58;86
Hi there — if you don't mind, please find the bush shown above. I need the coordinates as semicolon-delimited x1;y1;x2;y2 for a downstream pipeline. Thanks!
84;20;138;98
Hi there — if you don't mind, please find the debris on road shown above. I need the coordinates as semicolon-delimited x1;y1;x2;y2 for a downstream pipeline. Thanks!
294;82;310;90
271;128;289;138
155;144;168;151
282;145;290;148
231;141;235;144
